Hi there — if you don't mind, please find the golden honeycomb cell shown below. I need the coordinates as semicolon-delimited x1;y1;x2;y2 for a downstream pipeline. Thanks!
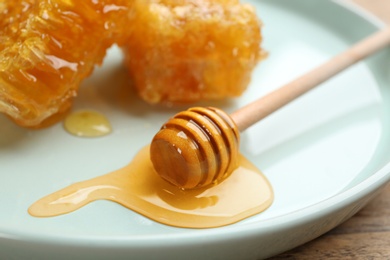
0;0;132;127
122;0;266;105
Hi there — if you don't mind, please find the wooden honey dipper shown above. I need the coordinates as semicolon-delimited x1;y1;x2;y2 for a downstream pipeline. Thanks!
150;27;390;189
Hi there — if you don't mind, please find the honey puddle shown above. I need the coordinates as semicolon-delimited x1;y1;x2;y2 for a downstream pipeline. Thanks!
63;110;112;137
29;146;273;228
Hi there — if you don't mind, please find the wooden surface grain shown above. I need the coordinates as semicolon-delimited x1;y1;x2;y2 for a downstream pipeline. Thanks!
270;185;390;259
270;0;390;259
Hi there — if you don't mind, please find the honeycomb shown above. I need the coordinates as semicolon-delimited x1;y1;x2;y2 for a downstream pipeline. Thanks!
0;0;132;127
122;0;266;105
0;0;265;127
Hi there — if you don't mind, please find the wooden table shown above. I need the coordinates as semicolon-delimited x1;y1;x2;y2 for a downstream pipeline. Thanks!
270;0;390;259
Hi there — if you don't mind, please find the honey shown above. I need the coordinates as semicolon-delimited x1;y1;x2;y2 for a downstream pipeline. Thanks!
1;0;265;127
29;146;273;228
123;0;266;104
151;107;240;189
0;0;132;127
63;110;112;137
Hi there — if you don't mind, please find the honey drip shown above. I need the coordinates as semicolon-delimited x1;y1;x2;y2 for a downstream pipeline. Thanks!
63;110;112;137
29;146;273;228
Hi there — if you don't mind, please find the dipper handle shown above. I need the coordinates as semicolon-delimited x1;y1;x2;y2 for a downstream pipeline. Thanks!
231;27;390;132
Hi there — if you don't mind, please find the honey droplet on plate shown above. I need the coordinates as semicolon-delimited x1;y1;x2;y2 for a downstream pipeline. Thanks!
28;146;274;229
63;110;112;137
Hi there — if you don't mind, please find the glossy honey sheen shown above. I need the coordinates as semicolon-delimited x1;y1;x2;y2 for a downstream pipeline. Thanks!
29;145;273;229
151;107;240;189
63;110;112;137
0;0;132;127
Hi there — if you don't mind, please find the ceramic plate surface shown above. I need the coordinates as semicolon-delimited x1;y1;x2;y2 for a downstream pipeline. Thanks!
1;0;390;259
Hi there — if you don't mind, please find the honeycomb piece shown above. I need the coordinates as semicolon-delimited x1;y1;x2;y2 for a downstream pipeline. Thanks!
0;0;132;127
122;0;266;105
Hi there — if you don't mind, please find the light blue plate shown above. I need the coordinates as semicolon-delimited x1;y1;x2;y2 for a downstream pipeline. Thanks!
1;0;390;259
